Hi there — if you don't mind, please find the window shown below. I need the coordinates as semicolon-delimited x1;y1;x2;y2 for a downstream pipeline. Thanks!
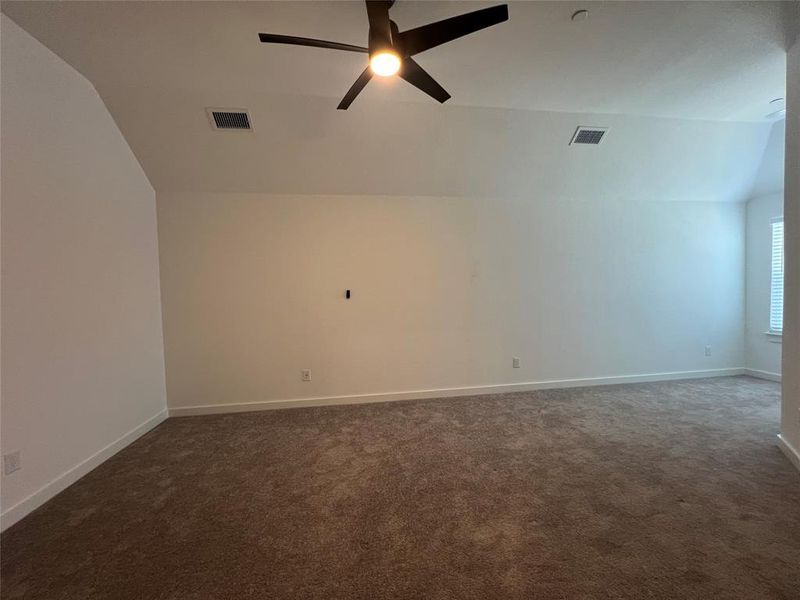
769;218;784;334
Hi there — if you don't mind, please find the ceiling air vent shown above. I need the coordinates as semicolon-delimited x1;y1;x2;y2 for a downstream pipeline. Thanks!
207;108;253;131
570;126;607;145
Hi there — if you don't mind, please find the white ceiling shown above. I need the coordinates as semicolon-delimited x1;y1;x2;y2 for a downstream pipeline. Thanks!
1;0;789;120
1;1;789;198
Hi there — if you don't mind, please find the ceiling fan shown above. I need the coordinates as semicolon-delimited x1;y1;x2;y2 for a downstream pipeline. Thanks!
258;1;509;109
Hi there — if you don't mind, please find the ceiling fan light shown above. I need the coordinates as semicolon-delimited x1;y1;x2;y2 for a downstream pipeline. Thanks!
370;52;401;77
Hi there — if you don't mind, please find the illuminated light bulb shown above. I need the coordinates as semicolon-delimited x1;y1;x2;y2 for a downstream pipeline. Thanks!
370;52;401;77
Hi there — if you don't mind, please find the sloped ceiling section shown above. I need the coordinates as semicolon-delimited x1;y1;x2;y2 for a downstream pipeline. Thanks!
1;1;782;200
749;119;786;199
98;87;771;201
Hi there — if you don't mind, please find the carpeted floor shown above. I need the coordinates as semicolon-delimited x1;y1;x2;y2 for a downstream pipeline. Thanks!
2;376;799;599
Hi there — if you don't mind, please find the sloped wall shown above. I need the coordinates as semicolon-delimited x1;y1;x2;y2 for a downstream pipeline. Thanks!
0;15;167;528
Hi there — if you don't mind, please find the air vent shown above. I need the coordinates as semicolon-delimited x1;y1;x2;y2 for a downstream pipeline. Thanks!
570;126;608;145
206;108;253;130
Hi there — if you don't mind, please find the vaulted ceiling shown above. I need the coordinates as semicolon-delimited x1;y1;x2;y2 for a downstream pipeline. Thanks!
1;1;790;198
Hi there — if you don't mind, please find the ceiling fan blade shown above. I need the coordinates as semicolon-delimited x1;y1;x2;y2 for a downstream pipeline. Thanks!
258;33;368;53
398;4;509;56
365;0;393;49
337;66;374;110
398;58;451;103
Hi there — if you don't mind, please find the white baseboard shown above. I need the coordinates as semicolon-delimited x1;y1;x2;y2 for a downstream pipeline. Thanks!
0;409;168;532
778;434;800;473
168;368;746;417
744;368;782;382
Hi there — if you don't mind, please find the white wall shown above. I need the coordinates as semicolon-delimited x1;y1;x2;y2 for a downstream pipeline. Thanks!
0;16;167;529
744;119;785;379
745;193;783;378
780;33;800;468
158;192;745;413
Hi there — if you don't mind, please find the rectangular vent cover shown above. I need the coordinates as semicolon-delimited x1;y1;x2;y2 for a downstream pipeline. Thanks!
207;108;252;130
570;126;607;145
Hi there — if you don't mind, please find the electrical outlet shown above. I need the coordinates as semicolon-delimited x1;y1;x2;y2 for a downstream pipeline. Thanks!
301;369;312;382
512;357;521;368
704;345;712;357
3;451;21;476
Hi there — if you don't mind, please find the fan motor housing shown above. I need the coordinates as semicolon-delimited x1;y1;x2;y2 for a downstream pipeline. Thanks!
369;21;398;56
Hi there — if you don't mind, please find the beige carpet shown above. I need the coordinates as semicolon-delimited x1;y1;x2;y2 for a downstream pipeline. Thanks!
2;376;799;599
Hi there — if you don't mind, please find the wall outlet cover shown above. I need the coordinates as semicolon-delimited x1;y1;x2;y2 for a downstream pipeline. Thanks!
512;357;521;368
3;451;21;475
301;369;312;382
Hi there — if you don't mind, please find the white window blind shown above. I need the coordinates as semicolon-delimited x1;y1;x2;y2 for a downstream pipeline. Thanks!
769;219;784;333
